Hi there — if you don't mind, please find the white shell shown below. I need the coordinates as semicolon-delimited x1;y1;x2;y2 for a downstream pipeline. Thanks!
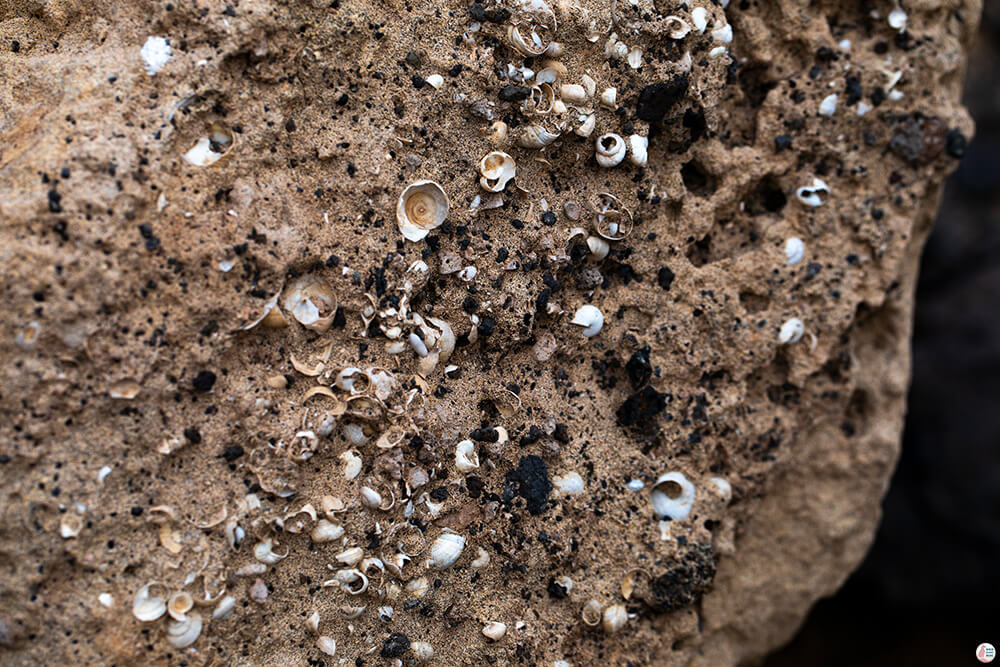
212;595;236;620
428;532;466;569
479;152;516;192
599;87;617;109
517;124;560;149
507;25;549;57
340;450;363;480
98;593;114;608
59;514;82;539
132;583;167;622
692;7;708;33
818;93;838;117
411;641;435;661
167;591;194;621
574;114;596;138
711;23;733;43
602;604;628;633
779;317;805;344
595;134;626;168
709;476;733;503
397;180;449;242
650;472;696;520
167;611;203;648
553;471;585;495
581;74;597;97
336;546;365;566
317;636;337;656
560;84;588;103
254;538;287;564
282;275;337;331
471;547;491;569
571;305;604;337
627;47;643;69
587;236;609;260
311;521;343;545
425;73;444;89
454;439;480;472
795;178;829;207
360;486;382;509
182;137;225;166
482;622;507;640
405;576;430;598
331;568;369;594
627;135;648;167
335;367;367;393
665;16;691;39
784;237;805;265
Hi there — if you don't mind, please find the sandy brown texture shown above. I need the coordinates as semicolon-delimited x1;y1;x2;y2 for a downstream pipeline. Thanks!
0;0;977;665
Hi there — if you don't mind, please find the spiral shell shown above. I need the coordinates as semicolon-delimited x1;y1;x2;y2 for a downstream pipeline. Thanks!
397;181;449;242
479;152;516;193
516;125;560;149
595;133;626;168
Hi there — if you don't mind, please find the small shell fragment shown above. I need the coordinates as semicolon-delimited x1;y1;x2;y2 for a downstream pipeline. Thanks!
581;599;602;626
282;276;338;332
59;514;83;539
599;87;617;109
455;439;480;472
312;519;345;543
888;6;907;31
779;317;805;344
784;237;805;265
397;181;449;242
425;73;444;89
316;636;337;656
552;471;585;495
254;538;288;565
212;595;236;620
818;93;838;117
560;84;587;103
411;641;434;661
692;7;708;33
517;124;560;149
570;305;604;337
627;135;648;167
650;472;696;520
482;622;507;641
428;532;466;569
140;36;172;76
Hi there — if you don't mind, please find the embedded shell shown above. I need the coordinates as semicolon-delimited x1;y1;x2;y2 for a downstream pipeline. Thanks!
397;180;449;242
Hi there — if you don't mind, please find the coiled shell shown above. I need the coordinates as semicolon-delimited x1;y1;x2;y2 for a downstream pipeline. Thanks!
428;532;466;569
650;472;696;519
517;125;560;149
479;152;516;192
595;133;626;168
167;611;203;648
132;583;167;622
397;181;449;242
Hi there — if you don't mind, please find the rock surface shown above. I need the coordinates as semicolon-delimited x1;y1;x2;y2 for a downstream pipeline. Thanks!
0;0;977;665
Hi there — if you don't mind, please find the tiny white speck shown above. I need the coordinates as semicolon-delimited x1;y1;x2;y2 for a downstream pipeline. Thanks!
98;465;112;483
140;36;172;76
857;101;871;116
888;89;904;101
626;479;645;492
839;39;851;51
888;6;907;31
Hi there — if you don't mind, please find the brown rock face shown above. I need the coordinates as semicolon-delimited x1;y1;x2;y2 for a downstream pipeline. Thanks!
0;0;977;665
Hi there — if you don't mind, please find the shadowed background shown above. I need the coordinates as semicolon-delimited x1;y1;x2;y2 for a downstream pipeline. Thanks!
766;4;1000;665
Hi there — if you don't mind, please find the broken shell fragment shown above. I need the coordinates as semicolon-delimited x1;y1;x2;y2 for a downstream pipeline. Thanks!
602;604;628;633
411;641;434;661
552;471;585;495
592;193;634;240
692;7;708;33
340;450;363;479
331;568;369;594
254;538;288;565
571;305;604;338
455;439;480;472
425;73;444;89
167;611;203;648
574;114;596;138
335;368;369;394
482;622;507;641
397;180;449;242
779;317;805;344
586;236;609;260
599;87;617;109
336;546;365;566
59;514;83;539
212;595;236;620
133;583;168;622
595;133;626;168
282;276;337;332
507;25;549;57
312;519;345;543
560;83;588;103
478;152;516;192
470;547;491;569
650;472;696;520
316;636;337;656
428;532;466;569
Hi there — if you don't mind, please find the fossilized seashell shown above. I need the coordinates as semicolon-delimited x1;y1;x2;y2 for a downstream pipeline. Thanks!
281;276;337;332
587;236;610;260
650;472;695;519
595;133;626;168
411;641;434;661
133;583;168;622
599;87;617;109
516;124;560;149
335;367;369;394
329;568;369;594
479;152;516;193
428;531;466;570
397;180;449;242
779;317;805;344
167;610;203;648
59;513;83;538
